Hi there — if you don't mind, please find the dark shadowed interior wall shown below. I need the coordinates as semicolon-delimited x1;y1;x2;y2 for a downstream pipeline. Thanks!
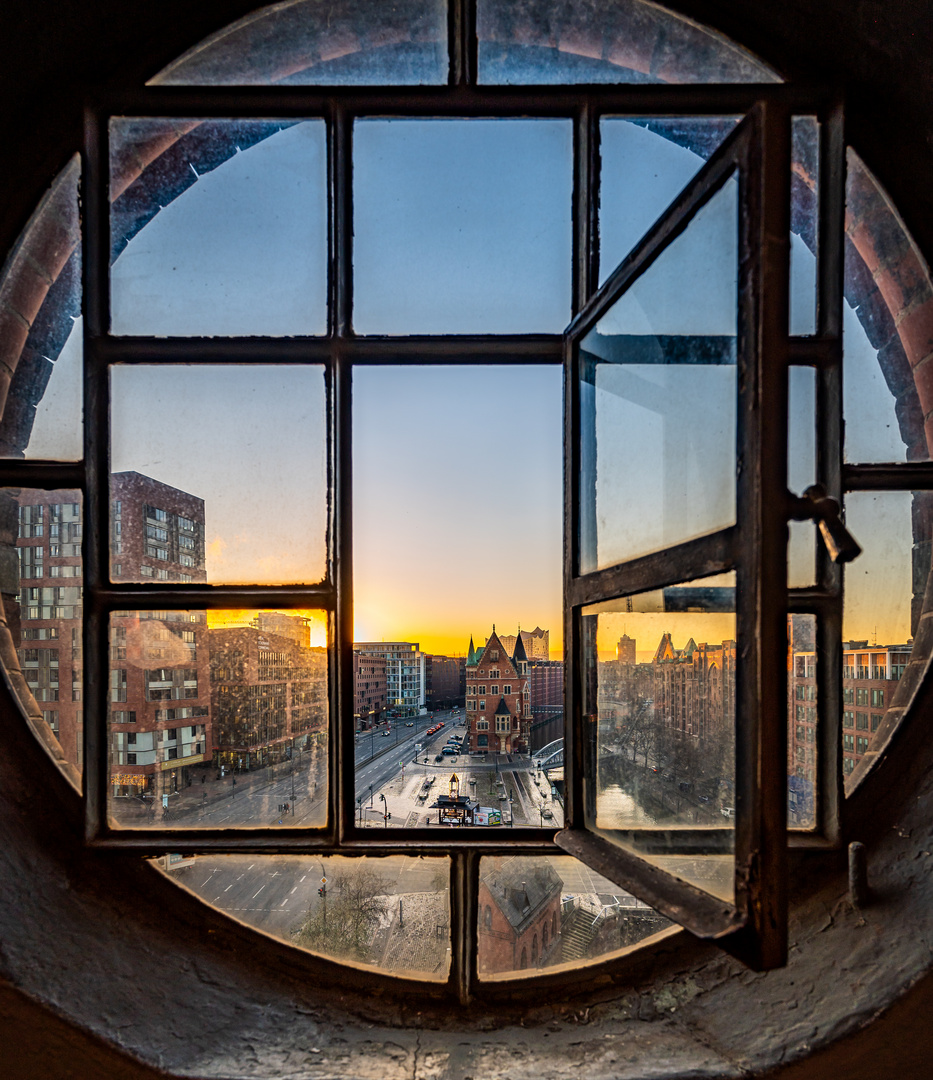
1;1;933;1077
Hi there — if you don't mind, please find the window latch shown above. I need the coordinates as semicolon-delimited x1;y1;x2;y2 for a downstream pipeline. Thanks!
788;484;862;564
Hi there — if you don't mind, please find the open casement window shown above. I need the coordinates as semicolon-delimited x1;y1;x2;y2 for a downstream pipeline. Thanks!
66;9;851;990
558;102;852;971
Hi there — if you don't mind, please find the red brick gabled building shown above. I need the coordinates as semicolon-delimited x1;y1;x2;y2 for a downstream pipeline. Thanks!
464;627;531;753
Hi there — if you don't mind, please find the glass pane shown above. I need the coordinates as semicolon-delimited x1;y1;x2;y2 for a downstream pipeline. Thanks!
110;119;327;336
353;119;572;334
788;366;817;588
150;0;448;86
477;854;674;978
582;575;737;902
162;854;450;980
108;609;328;829
580;179;737;574
843;491;922;791
790;116;819;336
787;614;817;828
5;489;84;776
477;0;780;84
353;366;562;826
599;117;739;283
110;365;327;585
0;156;82;460
844;148;933;463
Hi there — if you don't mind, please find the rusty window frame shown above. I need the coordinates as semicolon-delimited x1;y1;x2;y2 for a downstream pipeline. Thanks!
0;2;856;995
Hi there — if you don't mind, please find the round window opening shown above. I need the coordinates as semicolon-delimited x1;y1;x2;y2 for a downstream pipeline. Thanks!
1;0;932;992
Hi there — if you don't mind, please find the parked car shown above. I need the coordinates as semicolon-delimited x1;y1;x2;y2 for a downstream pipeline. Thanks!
442;746;459;755
721;806;736;819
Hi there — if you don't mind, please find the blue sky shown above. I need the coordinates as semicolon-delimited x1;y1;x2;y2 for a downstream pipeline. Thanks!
24;116;913;651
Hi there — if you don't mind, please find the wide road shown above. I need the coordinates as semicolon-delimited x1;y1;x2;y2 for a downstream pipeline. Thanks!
171;853;446;940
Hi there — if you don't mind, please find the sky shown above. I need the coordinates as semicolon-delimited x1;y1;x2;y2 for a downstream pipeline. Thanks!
23;116;914;657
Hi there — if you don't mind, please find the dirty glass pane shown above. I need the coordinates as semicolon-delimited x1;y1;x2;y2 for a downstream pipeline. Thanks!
161;854;450;979
108;609;328;829
477;0;780;84
477;854;674;978
109;119;327;336
599;117;739;282
790;116;819;336
580;179;737;574
787;614;816;827
843;148;932;463
353;119;572;334
0;157;82;460
353;365;562;826
788;366;817;588
582;575;737;903
110;365;327;585
150;0;448;86
3;489;84;776
842;491;922;792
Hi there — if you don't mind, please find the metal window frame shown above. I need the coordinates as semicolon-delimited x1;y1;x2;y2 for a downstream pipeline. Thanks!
0;0;867;996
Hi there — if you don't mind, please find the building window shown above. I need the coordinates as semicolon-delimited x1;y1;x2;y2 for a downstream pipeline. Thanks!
4;0;933;1017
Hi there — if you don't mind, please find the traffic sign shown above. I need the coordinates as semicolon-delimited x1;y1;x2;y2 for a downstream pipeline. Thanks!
321;877;326;885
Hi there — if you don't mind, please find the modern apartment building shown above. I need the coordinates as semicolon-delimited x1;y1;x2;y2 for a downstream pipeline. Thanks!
354;641;425;714
16;476;214;800
15;491;84;765
498;626;550;662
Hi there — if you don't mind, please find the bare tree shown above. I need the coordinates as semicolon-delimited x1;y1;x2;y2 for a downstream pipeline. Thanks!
295;865;391;962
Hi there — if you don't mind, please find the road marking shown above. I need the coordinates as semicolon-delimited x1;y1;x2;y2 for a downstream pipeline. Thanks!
300;874;306;883
201;877;213;886
290;886;298;894
252;885;266;898
247;864;255;870
224;884;234;892
212;896;221;903
280;899;289;907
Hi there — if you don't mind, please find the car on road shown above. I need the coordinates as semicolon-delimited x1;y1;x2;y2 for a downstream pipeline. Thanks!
405;722;414;727
541;807;554;819
381;730;391;737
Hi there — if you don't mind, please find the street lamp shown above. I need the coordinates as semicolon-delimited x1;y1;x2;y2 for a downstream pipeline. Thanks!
509;790;514;827
378;793;388;827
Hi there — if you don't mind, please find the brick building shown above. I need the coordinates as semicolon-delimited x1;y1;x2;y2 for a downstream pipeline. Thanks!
652;633;737;742
15;491;84;765
788;629;911;788
353;651;387;729
111;471;206;585
209;622;327;770
16;477;214;799
109;610;212;798
464;627;531;753
424;653;463;710
478;857;563;974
